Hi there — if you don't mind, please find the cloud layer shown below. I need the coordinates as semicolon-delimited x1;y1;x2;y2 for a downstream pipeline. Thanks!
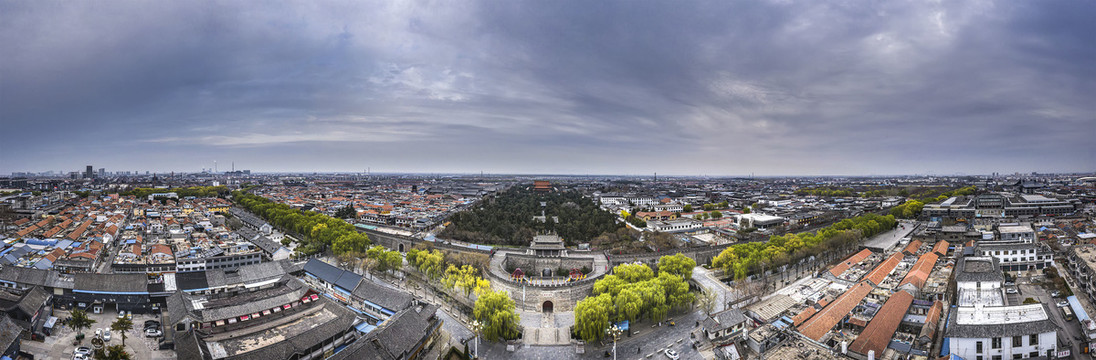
2;0;1093;175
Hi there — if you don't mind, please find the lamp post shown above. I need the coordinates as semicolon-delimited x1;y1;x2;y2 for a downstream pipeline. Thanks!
606;324;623;360
470;319;483;359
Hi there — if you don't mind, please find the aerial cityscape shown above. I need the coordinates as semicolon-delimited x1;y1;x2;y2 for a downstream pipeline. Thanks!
1;1;1094;360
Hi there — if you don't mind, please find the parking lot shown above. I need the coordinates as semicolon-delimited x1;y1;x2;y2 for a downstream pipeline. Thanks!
1015;272;1087;358
21;308;176;360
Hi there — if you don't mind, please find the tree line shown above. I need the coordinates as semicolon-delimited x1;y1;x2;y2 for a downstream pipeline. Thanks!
407;247;520;341
712;212;898;280
124;186;230;198
233;191;370;256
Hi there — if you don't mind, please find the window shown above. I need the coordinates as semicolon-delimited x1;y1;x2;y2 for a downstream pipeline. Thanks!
1030;352;1038;358
977;341;984;353
992;356;1001;360
1012;336;1022;347
992;337;1002;349
1011;355;1020;360
1030;334;1038;345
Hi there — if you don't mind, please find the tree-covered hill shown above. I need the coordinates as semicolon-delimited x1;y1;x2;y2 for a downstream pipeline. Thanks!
440;185;622;246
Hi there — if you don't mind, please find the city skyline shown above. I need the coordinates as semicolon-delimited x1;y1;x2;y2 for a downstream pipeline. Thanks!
2;1;1094;175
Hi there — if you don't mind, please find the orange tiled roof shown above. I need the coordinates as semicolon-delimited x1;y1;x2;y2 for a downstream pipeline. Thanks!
798;281;873;341
932;241;950;256
902;240;923;255
899;252;940;290
864;252;904;286
848;290;914;356
829;249;873;277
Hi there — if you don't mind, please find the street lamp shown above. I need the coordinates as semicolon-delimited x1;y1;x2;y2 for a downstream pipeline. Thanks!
606;324;623;360
470;319;483;359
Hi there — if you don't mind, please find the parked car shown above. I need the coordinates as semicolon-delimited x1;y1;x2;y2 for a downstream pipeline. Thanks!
100;329;111;342
74;347;92;356
145;328;162;338
73;354;88;360
665;349;680;359
144;320;161;329
117;310;126;319
1051;290;1062;297
1006;288;1018;294
1059;301;1070;308
94;329;102;339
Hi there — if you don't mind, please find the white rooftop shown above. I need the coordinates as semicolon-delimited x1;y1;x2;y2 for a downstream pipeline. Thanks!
955;304;1048;325
957;289;1004;307
1020;194;1055;203
998;225;1034;234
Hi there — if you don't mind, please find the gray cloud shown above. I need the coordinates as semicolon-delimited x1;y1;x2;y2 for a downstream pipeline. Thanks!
1;0;1093;175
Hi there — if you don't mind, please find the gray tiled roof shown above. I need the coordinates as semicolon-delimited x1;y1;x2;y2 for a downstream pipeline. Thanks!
195;278;308;322
329;303;440;360
0;315;25;354
73;273;148;293
955;257;1005;283
304;258;362;292
944;304;1058;338
351;279;413;313
217;299;358;360
703;308;747;332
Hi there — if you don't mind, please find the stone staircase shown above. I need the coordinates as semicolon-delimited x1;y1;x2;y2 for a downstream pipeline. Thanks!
523;312;571;345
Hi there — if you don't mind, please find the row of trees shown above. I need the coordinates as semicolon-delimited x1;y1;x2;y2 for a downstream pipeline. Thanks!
573;254;696;342
440;186;623;246
233;191;370;256
887;185;977;219
712;213;898;280
695;211;723;220
890;200;925;219
406;247;520;341
124;186;230;198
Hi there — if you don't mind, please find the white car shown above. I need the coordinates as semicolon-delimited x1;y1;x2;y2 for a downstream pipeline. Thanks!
145;328;162;337
74;347;92;356
664;349;680;360
1006;288;1018;294
73;355;88;360
1058;301;1070;307
117;310;126;319
100;329;111;342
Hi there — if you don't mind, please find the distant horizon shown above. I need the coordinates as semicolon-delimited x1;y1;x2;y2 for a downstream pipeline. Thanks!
8;168;1096;179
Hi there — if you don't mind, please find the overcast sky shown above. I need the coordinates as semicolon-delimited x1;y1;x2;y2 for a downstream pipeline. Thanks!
1;1;1093;176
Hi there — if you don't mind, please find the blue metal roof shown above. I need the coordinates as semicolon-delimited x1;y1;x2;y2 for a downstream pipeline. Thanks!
1069;295;1090;322
354;322;378;334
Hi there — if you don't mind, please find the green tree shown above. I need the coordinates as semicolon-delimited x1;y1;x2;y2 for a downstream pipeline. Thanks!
742;206;751;214
574;293;613;342
93;344;133;360
333;233;370;255
657;253;696;280
613;263;654;283
70;309;96;338
111;317;133;348
473;289;521;341
682;204;693;212
614;287;644;322
710;211;723;219
334;204;357;219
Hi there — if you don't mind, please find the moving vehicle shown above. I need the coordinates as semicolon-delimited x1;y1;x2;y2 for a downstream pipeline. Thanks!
74;347;92;356
1063;305;1075;321
665;349;680;359
145;328;162;337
